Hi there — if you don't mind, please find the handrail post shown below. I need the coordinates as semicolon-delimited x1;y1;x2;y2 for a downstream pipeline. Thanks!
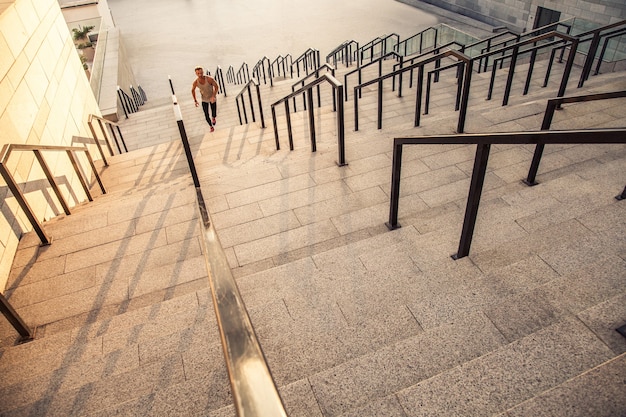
336;85;346;166
503;45;519;106
414;66;424;127
271;105;280;150
87;118;109;165
525;98;559;185
377;79;383;129
558;38;578;98
386;139;403;230
0;292;34;342
578;32;601;88
0;160;52;245
33;149;71;215
285;101;294;151
453;143;491;259
307;89;316;152
66;150;93;201
171;94;202;190
457;59;473;133
255;82;266;128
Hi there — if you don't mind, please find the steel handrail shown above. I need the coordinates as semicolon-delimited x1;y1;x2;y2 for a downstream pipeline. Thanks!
359;33;399;63
326;39;359;68
525;90;626;186
271;73;346;166
474;30;579;105
353;48;472;133
290;63;335;112
271;54;293;79
0;141;107;341
292;48;320;77
234;78;265;128
344;51;403;101
169;90;287;417
576;20;626;86
252;56;273;86
387;128;626;260
88;114;127;164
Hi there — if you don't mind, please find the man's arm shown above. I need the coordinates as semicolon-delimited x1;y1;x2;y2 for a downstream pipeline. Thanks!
191;80;199;106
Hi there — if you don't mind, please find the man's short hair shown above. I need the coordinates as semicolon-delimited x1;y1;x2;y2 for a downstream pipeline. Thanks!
194;66;203;72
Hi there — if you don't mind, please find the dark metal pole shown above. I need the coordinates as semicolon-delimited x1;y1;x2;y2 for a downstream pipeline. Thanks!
307;89;316;152
0;292;33;342
336;86;346;166
453;143;491;259
386;140;403;230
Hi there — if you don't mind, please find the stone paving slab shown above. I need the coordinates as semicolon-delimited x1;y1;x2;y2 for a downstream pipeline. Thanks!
395;318;615;417
499;353;626;417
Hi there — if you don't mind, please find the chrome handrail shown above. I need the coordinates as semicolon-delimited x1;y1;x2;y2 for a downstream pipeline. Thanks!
169;87;287;417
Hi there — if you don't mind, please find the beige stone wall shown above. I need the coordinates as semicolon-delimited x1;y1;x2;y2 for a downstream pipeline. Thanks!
0;0;103;289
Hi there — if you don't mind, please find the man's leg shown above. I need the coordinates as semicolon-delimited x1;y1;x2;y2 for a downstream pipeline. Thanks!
210;102;217;125
202;102;214;127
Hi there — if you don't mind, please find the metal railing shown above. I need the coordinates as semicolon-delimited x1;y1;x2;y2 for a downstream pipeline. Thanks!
271;54;293;79
481;31;579;105
0;143;106;246
326;40;359;68
168;78;287;416
387;128;626;259
117;86;137;118
270;73;347;166
226;65;235;84
353;48;472;133
88;114;127;164
577;20;626;87
252;56;273;86
235;62;251;85
235;78;266;128
292;48;320;77
344;51;403;101
359;33;399;63
524;90;626;186
0;142;107;342
210;66;228;97
291;63;336;112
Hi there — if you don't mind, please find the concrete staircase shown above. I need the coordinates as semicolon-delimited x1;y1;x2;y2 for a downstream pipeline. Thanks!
0;50;625;416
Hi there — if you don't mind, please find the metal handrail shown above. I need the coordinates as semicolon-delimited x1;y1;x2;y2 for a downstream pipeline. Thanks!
359;33;399;63
271;54;293;79
326;40;359;68
290;63;335;112
0;143;106;245
271;73;346;166
252;56;273;86
344;51;403;101
395;27;438;57
213;66;227;97
226;65;235;84
169;87;287;417
524;90;626;186
354;48;472;133
475;30;579;106
0;141;107;342
387;128;626;259
116;86;137;118
234;78;266;128
292;48;320;77
577;20;626;87
88;114;127;164
236;62;250;85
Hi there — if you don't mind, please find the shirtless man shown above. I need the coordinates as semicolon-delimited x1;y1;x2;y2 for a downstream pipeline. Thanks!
191;66;219;132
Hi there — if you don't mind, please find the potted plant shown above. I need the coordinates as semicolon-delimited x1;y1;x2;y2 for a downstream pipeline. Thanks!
72;25;95;61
